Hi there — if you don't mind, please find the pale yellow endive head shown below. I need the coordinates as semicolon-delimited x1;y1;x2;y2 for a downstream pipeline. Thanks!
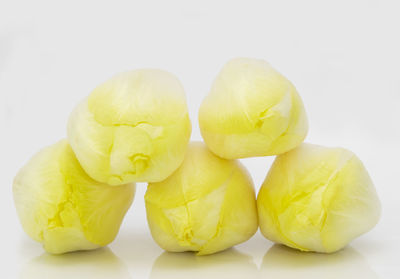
68;69;192;185
13;140;135;254
145;142;258;255
257;143;381;253
199;57;308;159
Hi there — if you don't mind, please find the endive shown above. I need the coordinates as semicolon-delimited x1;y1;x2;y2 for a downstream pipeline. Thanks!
199;57;308;159
145;142;258;255
257;143;381;253
68;69;191;185
13;140;135;254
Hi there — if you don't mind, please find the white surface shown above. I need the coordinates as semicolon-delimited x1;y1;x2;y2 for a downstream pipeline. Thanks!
1;0;399;278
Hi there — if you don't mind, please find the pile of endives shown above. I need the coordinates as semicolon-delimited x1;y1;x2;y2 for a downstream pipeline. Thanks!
13;58;380;255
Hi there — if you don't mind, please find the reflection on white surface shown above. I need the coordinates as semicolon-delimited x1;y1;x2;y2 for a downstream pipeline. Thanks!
20;247;131;279
150;248;258;279
261;244;378;279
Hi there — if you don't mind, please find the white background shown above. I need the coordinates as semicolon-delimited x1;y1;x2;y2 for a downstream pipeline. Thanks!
1;0;399;278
